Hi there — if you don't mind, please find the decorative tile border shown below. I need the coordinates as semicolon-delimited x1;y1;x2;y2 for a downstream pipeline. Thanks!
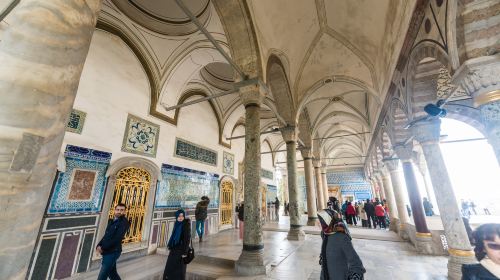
121;114;160;158
261;168;274;180
48;145;111;214
155;164;220;209
222;151;234;175
66;109;86;134
174;138;217;166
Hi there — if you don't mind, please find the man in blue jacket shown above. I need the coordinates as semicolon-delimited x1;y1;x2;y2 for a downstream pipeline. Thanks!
96;203;130;280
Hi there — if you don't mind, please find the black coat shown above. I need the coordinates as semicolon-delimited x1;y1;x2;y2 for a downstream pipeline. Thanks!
195;200;209;221
97;216;130;254
364;203;375;216
163;219;192;280
462;264;499;280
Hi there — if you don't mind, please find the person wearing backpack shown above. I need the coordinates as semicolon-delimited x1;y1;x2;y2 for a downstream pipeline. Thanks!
163;209;191;280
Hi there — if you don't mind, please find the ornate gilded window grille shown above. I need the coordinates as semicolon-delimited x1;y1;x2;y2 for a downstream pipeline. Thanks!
108;167;151;244
220;181;233;226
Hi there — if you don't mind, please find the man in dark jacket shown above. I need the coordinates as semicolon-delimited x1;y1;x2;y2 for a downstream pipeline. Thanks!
195;196;210;242
364;199;376;229
274;197;280;221
96;203;130;280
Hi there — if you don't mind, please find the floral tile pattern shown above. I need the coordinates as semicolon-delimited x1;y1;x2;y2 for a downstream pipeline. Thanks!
48;145;112;214
261;168;274;180
327;168;372;200
155;164;219;209
121;114;160;158
174;138;217;166
222;151;234;175
66;109;86;134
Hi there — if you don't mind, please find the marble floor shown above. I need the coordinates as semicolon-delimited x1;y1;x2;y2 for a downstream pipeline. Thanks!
67;227;448;280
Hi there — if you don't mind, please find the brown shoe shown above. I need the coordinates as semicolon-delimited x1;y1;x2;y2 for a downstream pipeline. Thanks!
199;237;203;242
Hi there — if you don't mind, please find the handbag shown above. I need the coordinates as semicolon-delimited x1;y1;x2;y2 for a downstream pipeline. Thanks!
346;272;364;280
183;238;195;264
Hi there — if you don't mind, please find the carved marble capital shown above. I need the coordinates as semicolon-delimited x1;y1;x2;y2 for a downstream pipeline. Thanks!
383;158;400;172
412;118;441;145
300;148;313;159
281;125;298;143
452;55;500;107
238;83;266;107
393;144;414;162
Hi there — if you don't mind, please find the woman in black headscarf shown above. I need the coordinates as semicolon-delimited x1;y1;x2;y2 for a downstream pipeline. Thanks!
163;209;191;280
318;209;365;280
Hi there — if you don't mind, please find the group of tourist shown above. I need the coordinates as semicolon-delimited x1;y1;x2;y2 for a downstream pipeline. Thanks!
327;197;390;230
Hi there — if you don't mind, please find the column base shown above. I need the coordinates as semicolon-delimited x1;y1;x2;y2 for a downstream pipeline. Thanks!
398;223;410;240
235;249;269;276
307;217;318;226
415;233;434;255
389;218;399;232
287;225;306;241
447;249;476;280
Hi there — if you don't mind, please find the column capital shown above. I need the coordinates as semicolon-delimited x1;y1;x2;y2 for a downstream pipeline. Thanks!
313;159;322;168
412;118;441;145
393;144;414;163
382;158;400;171
451;55;500;107
300;148;313;159
281;125;298;143
238;83;266;107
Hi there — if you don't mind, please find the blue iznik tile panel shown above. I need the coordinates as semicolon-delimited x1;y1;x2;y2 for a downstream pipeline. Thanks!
174;138;217;166
266;185;278;203
326;168;372;199
121;114;160;158
48;145;111;214
155;164;220;209
261;168;274;180
66;109;86;134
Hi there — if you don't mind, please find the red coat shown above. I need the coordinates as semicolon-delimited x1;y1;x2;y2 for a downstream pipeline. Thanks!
346;204;356;215
375;205;385;217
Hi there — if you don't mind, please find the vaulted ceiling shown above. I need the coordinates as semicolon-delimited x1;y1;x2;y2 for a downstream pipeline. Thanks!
100;0;418;169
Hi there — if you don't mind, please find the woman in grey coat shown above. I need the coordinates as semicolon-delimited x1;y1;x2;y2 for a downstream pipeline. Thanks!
318;209;365;280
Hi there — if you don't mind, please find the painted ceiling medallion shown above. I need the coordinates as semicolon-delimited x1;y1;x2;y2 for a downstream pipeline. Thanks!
111;0;210;36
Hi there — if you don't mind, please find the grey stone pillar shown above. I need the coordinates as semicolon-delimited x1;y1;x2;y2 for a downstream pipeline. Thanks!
453;55;500;166
380;169;399;232
383;158;409;239
314;163;325;210
0;1;102;279
394;144;434;254
375;173;387;200
321;166;329;204
235;84;267;275
281;126;306;240
301;151;318;226
413;119;476;279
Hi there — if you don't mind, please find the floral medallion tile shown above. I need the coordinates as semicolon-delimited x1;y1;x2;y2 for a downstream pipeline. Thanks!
121;114;160;158
223;151;234;175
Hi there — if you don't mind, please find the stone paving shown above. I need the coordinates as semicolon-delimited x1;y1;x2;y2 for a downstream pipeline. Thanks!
67;224;448;280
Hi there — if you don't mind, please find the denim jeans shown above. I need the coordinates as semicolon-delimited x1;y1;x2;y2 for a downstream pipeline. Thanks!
97;251;121;280
196;220;205;238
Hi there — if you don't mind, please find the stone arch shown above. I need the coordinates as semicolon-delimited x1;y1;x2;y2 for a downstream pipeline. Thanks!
98;157;161;251
444;103;486;136
211;0;262;79
381;130;394;158
390;98;411;144
174;90;230;148
266;54;296;125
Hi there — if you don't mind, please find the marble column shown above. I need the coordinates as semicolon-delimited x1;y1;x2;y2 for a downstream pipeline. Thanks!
394;145;433;254
281;126;306;241
453;55;500;165
380;169;399;232
375;173;387;200
321;166;329;204
0;1;102;279
413;119;476;279
314;163;325;210
235;84;267;275
383;158;409;238
301;150;318;226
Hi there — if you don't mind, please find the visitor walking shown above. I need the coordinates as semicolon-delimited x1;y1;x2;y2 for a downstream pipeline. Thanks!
469;200;477;215
346;201;357;226
364;199;376;229
462;199;471;218
423;197;434;217
341;200;348;219
317;209;365;280
375;202;387;229
163;209;191;280
462;223;500;279
96;203;130;280
285;201;289;216
195;196;210;242
274;197;280;221
237;202;244;239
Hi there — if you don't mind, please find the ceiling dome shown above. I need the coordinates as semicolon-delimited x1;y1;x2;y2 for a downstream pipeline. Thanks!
200;62;235;91
111;0;210;36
